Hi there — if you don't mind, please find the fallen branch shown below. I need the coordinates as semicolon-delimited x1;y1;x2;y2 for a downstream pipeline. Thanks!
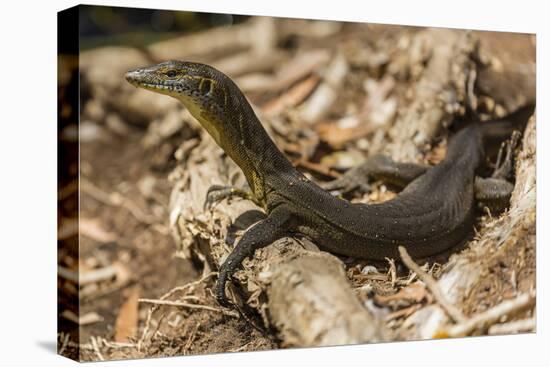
147;18;265;61
156;272;217;301
267;250;388;346
61;310;104;325
488;317;536;335
58;333;70;356
236;49;330;93
438;291;535;338
398;246;467;324
183;322;201;354
90;336;104;361
58;264;117;285
387;28;476;160
298;53;348;124
100;339;137;349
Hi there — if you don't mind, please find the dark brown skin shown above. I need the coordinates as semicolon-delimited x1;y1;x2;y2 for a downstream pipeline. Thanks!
126;60;534;307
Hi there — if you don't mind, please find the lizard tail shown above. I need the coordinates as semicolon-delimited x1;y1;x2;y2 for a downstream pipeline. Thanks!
479;103;535;145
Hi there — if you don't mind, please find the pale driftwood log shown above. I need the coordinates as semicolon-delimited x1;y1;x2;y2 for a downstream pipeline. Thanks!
266;251;387;346
147;17;272;62
387;28;477;160
147;17;341;63
443;291;535;337
474;31;536;111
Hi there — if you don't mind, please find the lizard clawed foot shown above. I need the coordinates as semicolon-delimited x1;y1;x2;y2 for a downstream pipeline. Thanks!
214;208;292;308
492;130;521;180
204;185;254;210
320;154;400;195
215;263;234;308
320;167;373;195
321;177;371;195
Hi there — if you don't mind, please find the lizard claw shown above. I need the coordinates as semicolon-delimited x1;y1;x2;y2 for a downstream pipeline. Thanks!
320;170;372;195
204;185;230;210
320;154;396;195
492;130;521;180
204;185;255;210
215;262;234;308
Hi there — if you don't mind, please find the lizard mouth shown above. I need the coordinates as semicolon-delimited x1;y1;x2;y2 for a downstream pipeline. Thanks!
125;71;174;93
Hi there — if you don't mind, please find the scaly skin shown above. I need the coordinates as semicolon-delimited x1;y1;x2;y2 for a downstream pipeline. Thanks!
126;60;534;307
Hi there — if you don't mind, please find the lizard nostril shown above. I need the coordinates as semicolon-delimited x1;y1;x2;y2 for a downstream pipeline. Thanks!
125;71;134;82
125;70;142;84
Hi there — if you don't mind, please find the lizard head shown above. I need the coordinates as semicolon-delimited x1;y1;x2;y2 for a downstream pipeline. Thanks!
125;60;275;197
125;61;234;146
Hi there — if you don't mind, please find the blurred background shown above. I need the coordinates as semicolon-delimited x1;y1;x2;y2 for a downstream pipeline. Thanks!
78;5;248;50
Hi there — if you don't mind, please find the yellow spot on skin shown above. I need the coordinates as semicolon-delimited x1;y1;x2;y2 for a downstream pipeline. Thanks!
198;77;216;94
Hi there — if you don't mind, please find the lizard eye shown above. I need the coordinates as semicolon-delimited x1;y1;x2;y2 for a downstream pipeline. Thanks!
165;70;177;78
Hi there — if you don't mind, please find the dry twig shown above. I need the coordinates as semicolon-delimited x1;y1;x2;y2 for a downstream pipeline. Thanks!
138;298;238;316
100;338;137;349
488;317;536;335
61;310;104;325
137;272;218;351
58;264;118;285
398;246;467;323
439;291;535;337
58;333;70;356
90;336;104;361
183;322;201;354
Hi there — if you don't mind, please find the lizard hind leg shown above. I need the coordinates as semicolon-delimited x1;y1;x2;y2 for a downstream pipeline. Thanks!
215;207;294;307
475;130;521;214
474;177;514;214
491;130;522;180
320;153;429;195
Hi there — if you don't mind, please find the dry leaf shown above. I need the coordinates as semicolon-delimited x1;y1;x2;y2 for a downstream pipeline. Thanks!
294;158;341;179
115;287;140;342
316;118;374;149
386;304;422;321
262;74;320;116
375;281;428;308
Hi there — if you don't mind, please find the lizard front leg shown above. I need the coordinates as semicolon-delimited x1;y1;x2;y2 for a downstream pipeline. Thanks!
216;206;294;307
204;184;260;209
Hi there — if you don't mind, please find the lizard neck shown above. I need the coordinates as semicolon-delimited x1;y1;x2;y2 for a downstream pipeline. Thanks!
230;111;298;204
197;88;298;206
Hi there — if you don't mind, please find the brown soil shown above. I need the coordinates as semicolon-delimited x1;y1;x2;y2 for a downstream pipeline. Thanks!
58;128;275;360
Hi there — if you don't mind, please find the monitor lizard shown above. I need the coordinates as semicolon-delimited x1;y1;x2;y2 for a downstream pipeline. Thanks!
126;60;534;307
